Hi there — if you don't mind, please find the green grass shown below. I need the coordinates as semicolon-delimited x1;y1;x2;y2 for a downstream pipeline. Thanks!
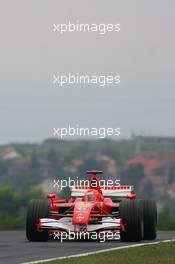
42;241;175;264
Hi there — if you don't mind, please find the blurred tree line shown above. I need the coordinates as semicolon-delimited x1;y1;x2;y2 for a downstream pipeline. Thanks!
0;185;42;229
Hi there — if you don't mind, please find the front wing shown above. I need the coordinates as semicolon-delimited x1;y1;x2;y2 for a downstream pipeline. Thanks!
38;217;122;232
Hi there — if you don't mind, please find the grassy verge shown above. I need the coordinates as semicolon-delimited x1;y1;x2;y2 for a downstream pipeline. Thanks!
42;241;175;264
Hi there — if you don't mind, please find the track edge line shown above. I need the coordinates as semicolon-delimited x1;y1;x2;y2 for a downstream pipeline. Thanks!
21;239;175;264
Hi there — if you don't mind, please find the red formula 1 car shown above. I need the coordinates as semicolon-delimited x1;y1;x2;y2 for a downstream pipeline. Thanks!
26;170;157;242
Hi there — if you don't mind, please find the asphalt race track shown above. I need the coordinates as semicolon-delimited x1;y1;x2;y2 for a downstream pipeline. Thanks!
0;231;175;264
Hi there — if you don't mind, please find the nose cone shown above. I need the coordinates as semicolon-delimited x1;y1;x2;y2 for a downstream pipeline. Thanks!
73;202;93;225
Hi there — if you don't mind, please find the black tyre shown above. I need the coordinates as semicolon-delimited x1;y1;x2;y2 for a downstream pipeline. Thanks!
119;200;143;242
142;200;157;240
26;199;51;241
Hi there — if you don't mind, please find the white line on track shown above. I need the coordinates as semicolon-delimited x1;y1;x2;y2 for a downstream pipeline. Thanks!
21;239;175;264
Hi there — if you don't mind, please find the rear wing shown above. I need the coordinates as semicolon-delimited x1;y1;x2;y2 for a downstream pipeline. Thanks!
71;186;134;198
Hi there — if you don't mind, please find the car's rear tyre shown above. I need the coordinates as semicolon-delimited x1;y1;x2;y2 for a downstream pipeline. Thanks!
142;200;157;240
26;199;51;241
119;200;143;242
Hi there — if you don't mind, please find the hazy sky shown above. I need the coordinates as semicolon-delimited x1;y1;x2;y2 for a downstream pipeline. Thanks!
0;1;175;144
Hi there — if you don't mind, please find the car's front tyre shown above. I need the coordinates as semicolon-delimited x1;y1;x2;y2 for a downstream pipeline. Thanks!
26;199;50;241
